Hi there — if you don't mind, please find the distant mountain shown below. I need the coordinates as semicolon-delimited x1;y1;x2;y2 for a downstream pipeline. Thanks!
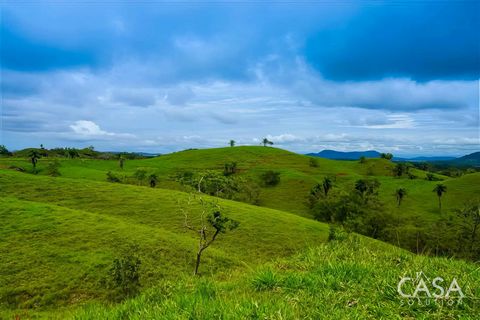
448;151;480;166
395;156;457;162
307;149;479;165
307;150;380;160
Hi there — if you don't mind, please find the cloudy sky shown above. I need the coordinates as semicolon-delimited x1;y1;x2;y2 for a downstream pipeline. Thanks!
1;1;479;156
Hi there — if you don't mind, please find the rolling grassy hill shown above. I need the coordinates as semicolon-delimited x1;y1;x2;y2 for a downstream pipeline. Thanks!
0;146;453;217
0;170;328;317
1;147;479;318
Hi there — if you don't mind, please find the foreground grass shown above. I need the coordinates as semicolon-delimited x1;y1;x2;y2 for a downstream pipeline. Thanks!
74;235;480;319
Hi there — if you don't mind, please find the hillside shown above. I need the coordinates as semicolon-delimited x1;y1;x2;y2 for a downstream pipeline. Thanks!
0;170;328;317
72;236;480;319
1;148;479;318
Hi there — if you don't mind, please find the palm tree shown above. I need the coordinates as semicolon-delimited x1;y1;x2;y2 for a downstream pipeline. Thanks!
28;150;40;170
262;138;273;147
433;184;447;211
322;177;333;197
229;140;235;147
395;188;407;207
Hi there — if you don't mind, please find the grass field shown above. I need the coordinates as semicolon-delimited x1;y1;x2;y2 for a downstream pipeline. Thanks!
1;146;479;319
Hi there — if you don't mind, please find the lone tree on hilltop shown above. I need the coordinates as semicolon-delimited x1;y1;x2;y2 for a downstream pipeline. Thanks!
380;153;393;160
229;140;235;147
433;184;447;211
395;188;407;207
182;196;239;275
262;138;273;147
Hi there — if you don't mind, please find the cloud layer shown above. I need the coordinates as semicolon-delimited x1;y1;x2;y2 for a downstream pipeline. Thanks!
1;2;478;156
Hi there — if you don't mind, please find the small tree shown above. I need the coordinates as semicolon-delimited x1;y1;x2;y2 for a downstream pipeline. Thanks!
433;184;447;211
395;188;407;207
28;150;41;171
0;145;11;156
309;157;319;168
322;177;333;197
355;179;380;204
182;196;239;275
223;162;237;176
359;156;366;164
149;174;158;188
229;140;235;147
380;153;393;160
262;138;273;147
119;157;125;169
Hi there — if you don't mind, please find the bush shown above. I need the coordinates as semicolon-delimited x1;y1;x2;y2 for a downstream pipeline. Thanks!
309;158;318;167
260;170;280;187
109;245;142;299
106;171;121;183
46;160;61;177
223;162;237;176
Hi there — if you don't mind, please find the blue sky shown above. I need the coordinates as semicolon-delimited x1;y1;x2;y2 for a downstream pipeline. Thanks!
1;1;479;156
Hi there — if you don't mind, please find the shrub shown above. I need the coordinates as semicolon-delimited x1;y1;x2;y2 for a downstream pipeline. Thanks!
260;170;280;187
309;158;318;167
46;160;61;177
223;162;237;176
106;171;121;183
109;245;141;298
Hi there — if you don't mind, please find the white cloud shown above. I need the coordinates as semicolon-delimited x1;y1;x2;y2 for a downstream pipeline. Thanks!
70;120;135;139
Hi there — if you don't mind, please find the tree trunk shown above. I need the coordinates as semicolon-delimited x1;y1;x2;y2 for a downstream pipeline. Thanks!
194;250;202;276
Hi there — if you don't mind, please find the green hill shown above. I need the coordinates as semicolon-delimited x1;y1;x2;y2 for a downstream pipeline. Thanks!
0;170;328;317
1;147;479;318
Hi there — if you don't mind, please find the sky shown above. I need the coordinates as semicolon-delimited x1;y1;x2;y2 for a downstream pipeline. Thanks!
1;1;479;157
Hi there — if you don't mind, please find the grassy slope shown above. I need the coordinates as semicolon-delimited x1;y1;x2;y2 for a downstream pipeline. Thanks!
75;235;480;319
1;146;464;220
0;170;328;317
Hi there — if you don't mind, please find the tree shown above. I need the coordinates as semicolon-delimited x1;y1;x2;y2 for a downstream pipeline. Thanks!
393;163;409;177
223;162;237;176
229;140;235;147
262;138;273;147
395;188;407;207
359;156;366;164
322;177;333;197
149;174;158;188
0;145;10;156
182;196;239;275
433;184;447;211
28;150;41;171
309;157;318;167
380;153;393;160
355;179;380;204
455;201;480;254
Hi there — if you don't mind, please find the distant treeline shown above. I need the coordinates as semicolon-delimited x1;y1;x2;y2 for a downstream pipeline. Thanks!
0;145;151;160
